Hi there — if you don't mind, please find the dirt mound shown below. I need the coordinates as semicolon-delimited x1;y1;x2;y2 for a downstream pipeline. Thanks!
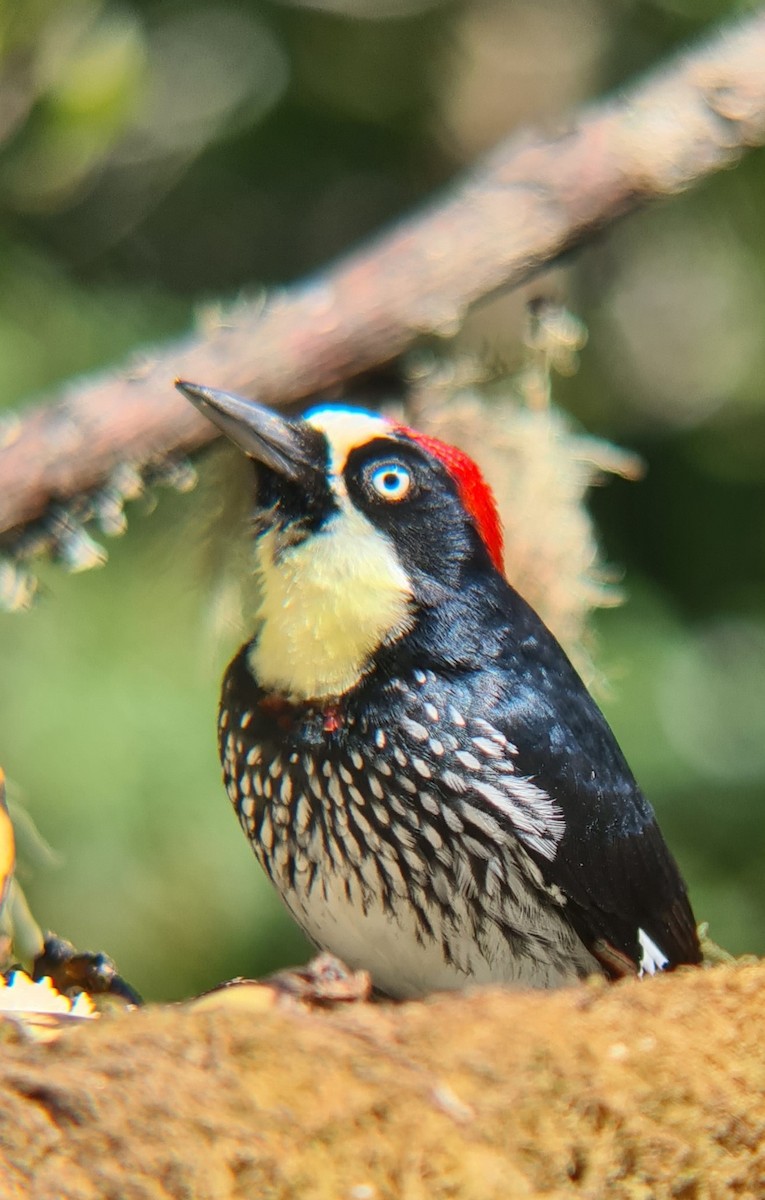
1;961;764;1199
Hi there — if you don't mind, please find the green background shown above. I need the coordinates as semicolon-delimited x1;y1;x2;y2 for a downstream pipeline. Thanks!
1;0;763;999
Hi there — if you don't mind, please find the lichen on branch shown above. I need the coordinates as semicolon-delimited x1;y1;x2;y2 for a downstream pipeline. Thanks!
0;8;764;557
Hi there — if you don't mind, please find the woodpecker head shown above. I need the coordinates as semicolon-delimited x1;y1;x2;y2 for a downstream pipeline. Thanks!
178;381;504;701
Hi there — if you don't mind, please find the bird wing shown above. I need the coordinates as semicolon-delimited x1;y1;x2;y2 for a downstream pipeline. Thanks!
475;643;701;975
521;775;701;977
402;594;701;976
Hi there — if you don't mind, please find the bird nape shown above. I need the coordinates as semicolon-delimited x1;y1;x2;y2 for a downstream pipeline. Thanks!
176;380;701;999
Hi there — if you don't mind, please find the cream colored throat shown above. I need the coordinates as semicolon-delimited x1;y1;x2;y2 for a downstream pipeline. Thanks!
249;505;414;702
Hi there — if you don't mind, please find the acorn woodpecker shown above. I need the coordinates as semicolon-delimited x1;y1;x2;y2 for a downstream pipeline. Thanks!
177;381;701;998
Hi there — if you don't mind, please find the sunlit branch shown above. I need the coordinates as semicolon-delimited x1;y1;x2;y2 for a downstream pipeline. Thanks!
1;8;764;541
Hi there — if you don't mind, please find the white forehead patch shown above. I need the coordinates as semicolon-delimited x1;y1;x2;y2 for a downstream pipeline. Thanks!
305;406;394;477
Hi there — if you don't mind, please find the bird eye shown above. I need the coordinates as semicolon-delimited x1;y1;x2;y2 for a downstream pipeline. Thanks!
368;462;412;502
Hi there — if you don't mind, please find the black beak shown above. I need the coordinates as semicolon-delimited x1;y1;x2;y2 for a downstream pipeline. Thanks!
176;381;326;488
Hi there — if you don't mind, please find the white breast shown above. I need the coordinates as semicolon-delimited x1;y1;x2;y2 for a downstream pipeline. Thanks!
279;853;598;998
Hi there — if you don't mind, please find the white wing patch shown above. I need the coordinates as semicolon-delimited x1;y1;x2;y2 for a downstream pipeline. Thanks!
638;928;669;975
459;773;564;861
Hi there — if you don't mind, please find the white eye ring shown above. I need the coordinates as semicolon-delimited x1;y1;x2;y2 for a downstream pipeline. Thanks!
369;462;412;502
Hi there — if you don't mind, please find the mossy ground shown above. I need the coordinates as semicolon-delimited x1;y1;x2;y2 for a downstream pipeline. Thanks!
1;960;764;1199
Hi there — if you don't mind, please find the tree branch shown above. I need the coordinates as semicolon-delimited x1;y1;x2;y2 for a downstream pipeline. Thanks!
2;9;765;540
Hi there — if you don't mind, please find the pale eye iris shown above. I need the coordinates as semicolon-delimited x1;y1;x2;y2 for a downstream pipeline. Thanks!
370;463;411;501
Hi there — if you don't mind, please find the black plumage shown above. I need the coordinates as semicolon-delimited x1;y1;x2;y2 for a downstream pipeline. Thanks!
219;569;699;992
178;381;701;996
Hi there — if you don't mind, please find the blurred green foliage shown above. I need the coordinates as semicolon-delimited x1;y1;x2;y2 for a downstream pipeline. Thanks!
0;0;764;999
